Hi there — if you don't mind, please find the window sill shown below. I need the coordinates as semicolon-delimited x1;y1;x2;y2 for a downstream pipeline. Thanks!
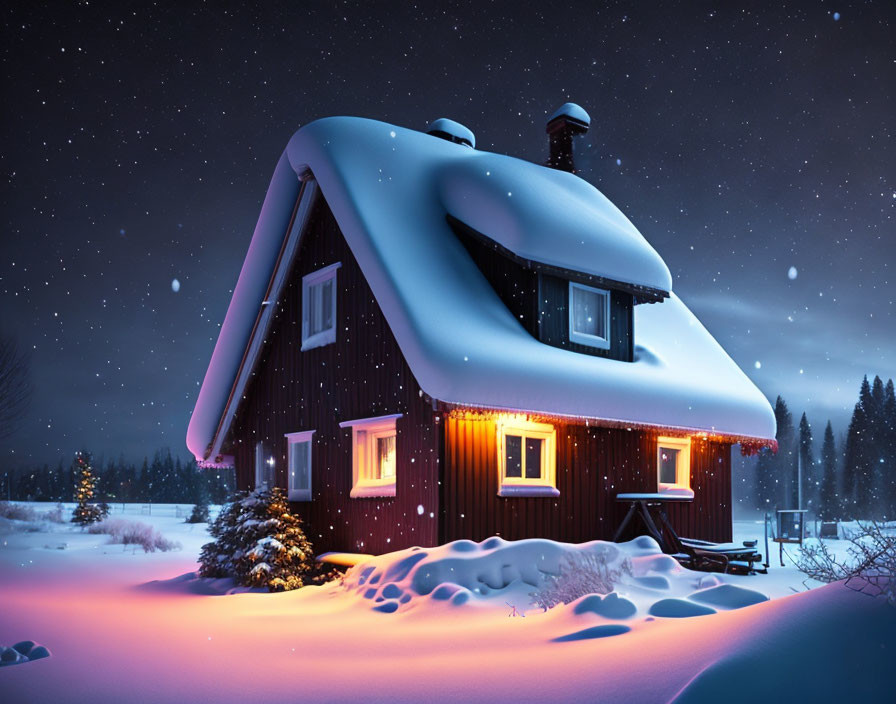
288;489;312;502
498;485;560;498
350;482;396;499
658;486;694;499
301;328;336;351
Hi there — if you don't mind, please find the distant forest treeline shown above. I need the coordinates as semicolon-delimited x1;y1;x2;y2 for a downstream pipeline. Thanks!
1;448;236;505
736;375;896;520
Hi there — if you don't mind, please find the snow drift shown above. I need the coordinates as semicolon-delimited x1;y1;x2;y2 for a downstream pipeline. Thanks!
342;535;769;621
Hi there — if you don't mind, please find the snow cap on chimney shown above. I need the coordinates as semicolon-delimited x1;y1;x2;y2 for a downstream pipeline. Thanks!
546;102;590;173
426;118;475;149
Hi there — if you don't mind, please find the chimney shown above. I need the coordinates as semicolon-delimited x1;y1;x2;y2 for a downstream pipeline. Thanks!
426;118;476;148
546;102;590;173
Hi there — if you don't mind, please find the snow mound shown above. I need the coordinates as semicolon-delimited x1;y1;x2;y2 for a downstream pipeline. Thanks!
343;536;770;618
687;584;769;610
0;641;50;667
648;598;717;618
138;571;266;596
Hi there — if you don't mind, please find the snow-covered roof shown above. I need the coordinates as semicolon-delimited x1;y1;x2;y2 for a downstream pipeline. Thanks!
187;116;775;462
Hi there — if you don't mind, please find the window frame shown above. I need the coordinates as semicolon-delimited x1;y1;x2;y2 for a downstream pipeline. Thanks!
339;413;402;499
284;430;315;501
254;441;275;491
496;417;558;497
657;436;691;492
301;262;341;351
568;281;611;350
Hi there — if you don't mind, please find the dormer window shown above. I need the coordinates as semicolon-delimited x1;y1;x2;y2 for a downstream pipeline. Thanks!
568;282;610;350
301;262;341;351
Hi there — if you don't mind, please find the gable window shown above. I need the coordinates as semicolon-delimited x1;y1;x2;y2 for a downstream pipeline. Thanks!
657;436;691;492
254;441;276;491
301;262;341;351
569;282;610;350
339;414;402;498
285;430;315;501
496;417;558;497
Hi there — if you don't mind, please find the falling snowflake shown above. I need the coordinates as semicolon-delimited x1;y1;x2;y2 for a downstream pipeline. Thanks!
171;278;181;292
754;361;762;369
788;266;798;280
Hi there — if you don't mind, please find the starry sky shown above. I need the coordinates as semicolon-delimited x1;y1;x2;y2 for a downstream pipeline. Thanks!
1;1;893;468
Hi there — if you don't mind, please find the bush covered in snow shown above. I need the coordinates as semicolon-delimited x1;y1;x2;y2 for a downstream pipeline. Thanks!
199;488;337;591
0;501;38;521
87;518;181;553
529;548;633;611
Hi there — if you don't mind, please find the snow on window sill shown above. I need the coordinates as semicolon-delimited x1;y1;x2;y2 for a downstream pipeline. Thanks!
657;486;694;500
497;485;560;498
301;328;336;351
350;482;396;499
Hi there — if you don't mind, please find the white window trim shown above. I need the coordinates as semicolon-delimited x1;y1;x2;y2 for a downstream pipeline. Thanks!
301;262;341;351
496;417;558;497
339;414;402;498
568;281;611;350
254;441;275;491
657;436;691;492
285;430;315;501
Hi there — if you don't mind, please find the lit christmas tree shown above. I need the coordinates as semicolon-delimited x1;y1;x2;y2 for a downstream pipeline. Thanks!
71;451;103;526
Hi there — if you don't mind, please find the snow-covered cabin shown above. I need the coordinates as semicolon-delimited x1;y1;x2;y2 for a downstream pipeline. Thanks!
186;106;775;554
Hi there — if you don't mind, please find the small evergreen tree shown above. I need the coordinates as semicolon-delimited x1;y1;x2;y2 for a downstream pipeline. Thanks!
819;421;839;519
186;491;210;524
199;488;336;591
71;451;103;526
798;412;814;511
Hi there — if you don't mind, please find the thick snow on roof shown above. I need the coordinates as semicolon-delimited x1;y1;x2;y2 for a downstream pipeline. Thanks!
187;116;774;461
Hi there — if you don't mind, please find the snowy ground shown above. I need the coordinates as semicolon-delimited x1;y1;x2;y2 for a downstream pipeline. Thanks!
1;503;892;703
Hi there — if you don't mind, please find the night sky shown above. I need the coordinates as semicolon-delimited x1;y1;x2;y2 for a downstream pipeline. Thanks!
2;2;893;468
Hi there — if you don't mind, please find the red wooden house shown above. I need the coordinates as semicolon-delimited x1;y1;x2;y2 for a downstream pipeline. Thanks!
186;105;775;555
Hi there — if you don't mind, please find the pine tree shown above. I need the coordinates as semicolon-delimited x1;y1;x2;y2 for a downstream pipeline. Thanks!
71;451;103;526
882;379;896;520
199;488;334;591
186;488;210;524
818;421;839;519
757;396;796;510
798;413;814;511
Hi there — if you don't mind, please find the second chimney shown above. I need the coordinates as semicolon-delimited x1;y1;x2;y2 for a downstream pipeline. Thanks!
546;102;590;173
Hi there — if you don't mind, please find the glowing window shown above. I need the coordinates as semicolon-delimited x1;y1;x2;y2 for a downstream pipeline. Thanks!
569;281;610;350
497;417;558;497
285;430;315;501
657;437;691;492
339;414;402;498
301;262;340;351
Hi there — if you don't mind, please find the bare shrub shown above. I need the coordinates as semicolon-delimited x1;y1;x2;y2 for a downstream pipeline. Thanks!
0;501;38;521
44;503;66;523
798;520;896;605
88;518;181;553
529;549;633;611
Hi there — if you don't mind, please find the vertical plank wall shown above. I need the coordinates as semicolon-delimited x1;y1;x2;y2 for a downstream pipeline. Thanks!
441;417;733;545
229;196;440;555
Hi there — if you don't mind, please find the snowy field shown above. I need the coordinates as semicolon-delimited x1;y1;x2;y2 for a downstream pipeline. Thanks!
1;503;892;703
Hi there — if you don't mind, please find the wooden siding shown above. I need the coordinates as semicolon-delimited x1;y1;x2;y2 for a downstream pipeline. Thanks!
440;416;732;545
228;195;440;555
538;274;634;361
